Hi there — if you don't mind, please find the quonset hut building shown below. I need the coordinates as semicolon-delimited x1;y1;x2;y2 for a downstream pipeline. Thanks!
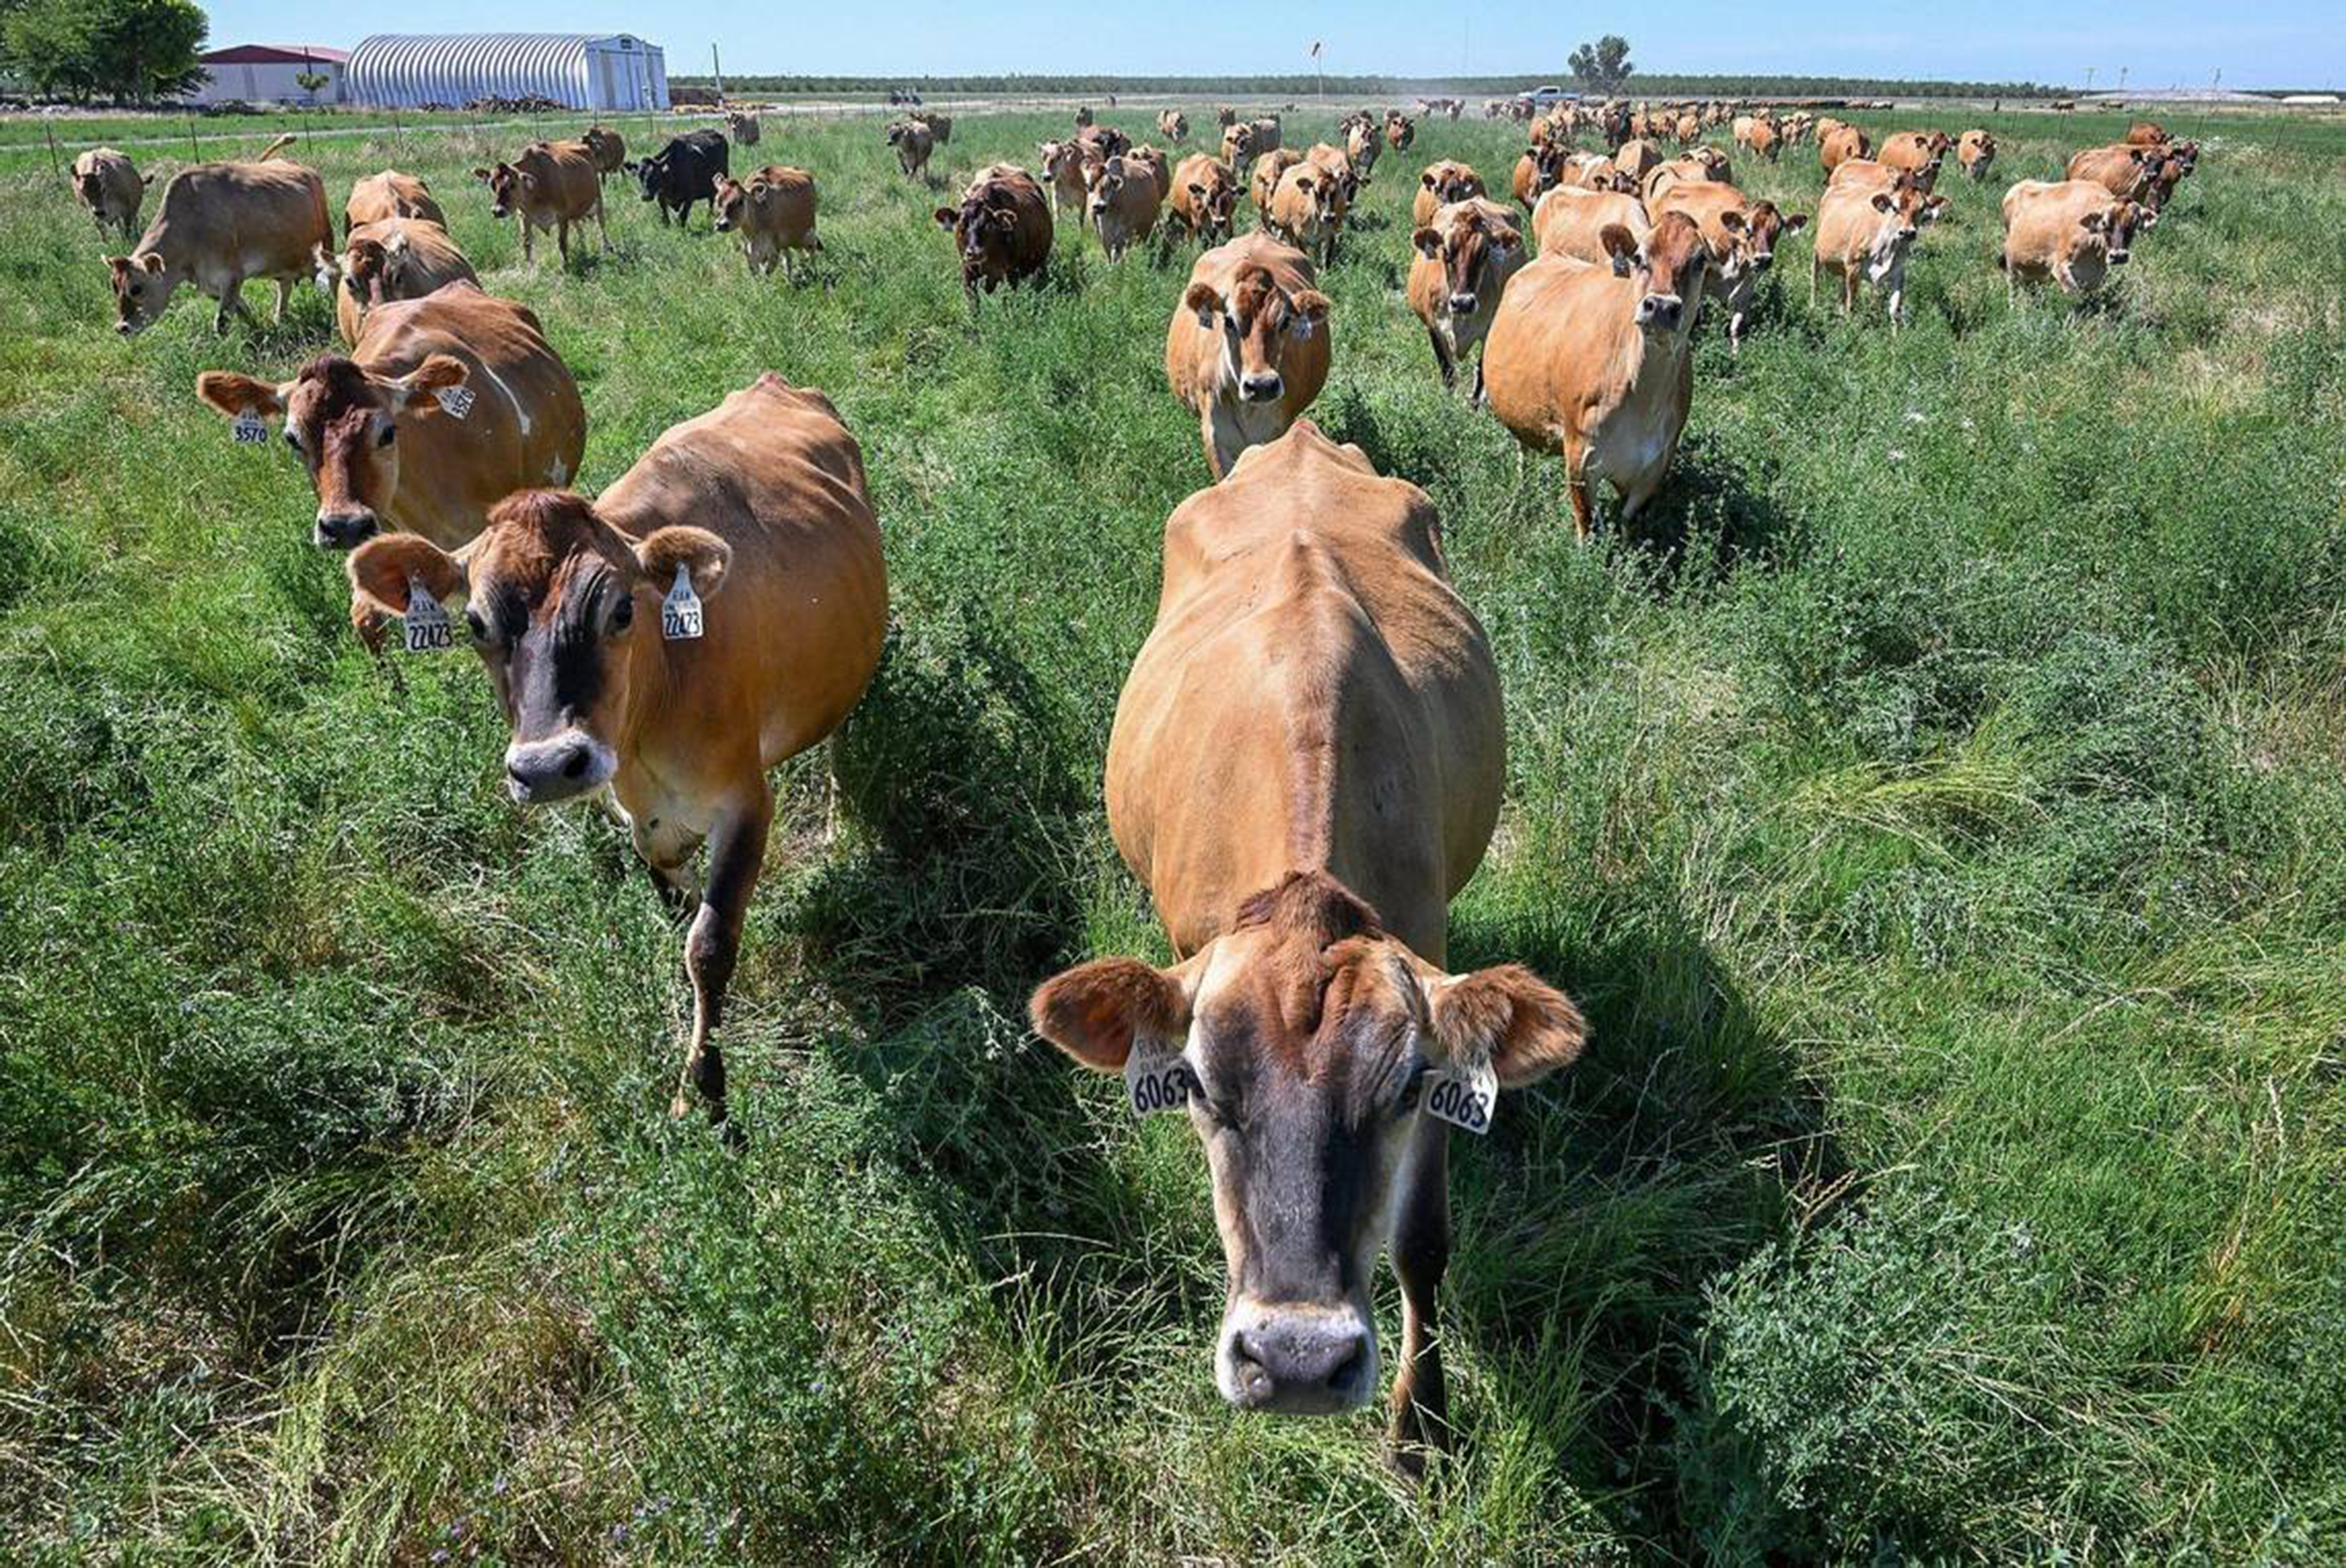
346;34;669;112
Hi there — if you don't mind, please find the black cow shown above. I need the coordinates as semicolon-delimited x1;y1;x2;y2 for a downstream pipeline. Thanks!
627;130;730;228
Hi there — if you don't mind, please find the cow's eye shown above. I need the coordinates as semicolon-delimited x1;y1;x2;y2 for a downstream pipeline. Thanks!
609;594;634;633
376;423;396;448
465;608;490;644
283;429;302;454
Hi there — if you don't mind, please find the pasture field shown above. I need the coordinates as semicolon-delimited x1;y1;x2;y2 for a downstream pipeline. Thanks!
2;102;2343;1562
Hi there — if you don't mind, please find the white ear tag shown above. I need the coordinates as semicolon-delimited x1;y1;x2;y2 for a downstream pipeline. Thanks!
232;412;267;445
403;576;453;654
1419;1057;1498;1135
434;385;475;420
661;563;704;640
1123;1042;1195;1118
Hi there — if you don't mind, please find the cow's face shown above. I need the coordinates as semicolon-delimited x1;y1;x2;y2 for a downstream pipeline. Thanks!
1222;125;1256;163
712;176;748;231
1413;208;1522;318
336;235;404;305
1422;163;1480;207
1862;184;1948;264
474;161;534;219
1731;200;1806;273
630;154;668;203
346;491;729;804
1186;264;1329;404
106;252;175;335
197;352;472;548
2082;200;2145;267
1186;174;1236;240
1086;158;1130;221
1605;210;1712;334
934;198;1017;279
1031;873;1584;1416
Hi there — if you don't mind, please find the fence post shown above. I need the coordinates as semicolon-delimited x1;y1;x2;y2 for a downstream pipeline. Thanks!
44;119;61;178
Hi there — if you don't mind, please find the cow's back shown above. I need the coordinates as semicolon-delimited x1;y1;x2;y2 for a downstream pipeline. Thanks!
522;141;601;216
1108;422;1501;957
336;218;477;344
1483;255;1633;434
145;160;330;260
597;374;886;766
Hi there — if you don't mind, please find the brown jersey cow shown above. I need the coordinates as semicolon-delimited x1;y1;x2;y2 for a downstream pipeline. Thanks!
196;281;584;553
326;218;478;346
346;374;887;1125
1031;419;1582;1469
1510;143;1569;210
1166;232;1332;479
1168;153;1240;246
1614;138;1664;183
71;147;149;241
1037;138;1096;224
345;170;446;231
1159;109;1190;142
1408;198;1528;400
1266;160;1343;266
1088;156;1163;260
582;125;626;184
933;165;1056;300
108;152;332;335
887;119;934;179
1484;210;1713;540
1250;149;1304;223
1412;160;1486;226
1879;131;1952;187
2000;180;2145;298
1653;181;1807;351
714;166;823;278
473;141;606;264
1957;130;1996;181
1811;178;1947;327
1819;124;1871;174
2066;144;2158;203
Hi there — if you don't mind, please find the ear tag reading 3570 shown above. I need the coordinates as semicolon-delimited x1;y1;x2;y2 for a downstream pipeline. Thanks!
1124;1043;1195;1118
661;563;704;640
1419;1057;1498;1135
434;385;475;420
403;576;453;655
232;412;267;445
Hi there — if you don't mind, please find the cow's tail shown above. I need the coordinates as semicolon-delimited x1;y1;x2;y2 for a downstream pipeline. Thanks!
255;132;297;162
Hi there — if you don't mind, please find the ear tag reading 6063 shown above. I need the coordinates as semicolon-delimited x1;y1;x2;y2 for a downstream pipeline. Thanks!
1124;1042;1195;1118
1419;1057;1498;1135
231;411;268;445
434;385;475;420
661;563;704;640
403;576;453;655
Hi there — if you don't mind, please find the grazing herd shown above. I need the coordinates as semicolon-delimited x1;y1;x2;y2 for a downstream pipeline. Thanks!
65;96;2204;1467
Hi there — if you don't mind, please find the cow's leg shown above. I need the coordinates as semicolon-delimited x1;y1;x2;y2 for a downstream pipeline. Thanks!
1469;353;1487;408
1808;253;1819;308
272;277;292;323
520;219;534;263
595;199;610;253
1426;324;1456;389
1842;271;1859;316
557;219;572;264
673;788;771;1125
1386;1131;1452;1475
1564;436;1596;542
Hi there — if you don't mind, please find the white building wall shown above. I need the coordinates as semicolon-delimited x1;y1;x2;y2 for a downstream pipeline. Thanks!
187;60;346;106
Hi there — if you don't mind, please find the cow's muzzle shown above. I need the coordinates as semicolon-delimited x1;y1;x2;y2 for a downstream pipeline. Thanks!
1447;291;1478;314
314;508;380;550
1239;373;1283;404
505;732;616;805
2108;248;2130;265
1218;1303;1375;1415
1637;292;1684;329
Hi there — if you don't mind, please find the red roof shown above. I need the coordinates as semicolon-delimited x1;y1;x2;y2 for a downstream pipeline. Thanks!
201;45;350;66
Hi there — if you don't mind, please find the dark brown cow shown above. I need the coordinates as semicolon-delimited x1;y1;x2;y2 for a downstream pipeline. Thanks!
933;164;1056;300
345;374;887;1124
1031;420;1583;1468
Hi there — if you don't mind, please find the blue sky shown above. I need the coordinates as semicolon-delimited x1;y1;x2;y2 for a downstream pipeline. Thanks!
203;3;2344;89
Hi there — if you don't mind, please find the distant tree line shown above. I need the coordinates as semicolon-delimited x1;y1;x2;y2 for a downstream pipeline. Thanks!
680;71;2073;100
0;0;208;102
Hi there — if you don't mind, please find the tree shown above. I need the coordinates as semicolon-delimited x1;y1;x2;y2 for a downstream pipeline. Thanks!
3;0;206;102
296;69;329;104
1569;35;1634;96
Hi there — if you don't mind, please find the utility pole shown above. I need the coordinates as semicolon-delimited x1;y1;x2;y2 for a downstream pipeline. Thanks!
712;44;724;103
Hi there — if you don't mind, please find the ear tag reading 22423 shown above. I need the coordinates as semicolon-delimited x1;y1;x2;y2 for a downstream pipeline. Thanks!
661;563;704;640
1419;1057;1498;1135
1124;1042;1195;1118
232;412;268;445
403;576;453;655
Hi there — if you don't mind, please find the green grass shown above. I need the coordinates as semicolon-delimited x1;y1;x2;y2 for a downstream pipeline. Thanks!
2;101;2343;1562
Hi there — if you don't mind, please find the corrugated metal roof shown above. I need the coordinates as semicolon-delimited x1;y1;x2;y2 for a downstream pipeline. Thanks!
200;45;350;66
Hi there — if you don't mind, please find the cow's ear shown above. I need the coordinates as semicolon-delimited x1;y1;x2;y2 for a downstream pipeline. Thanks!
1290;289;1331;332
1598;223;1640;274
1411;225;1443;259
349;533;467;620
1424;963;1588;1089
932;206;958;230
1923;196;1950;221
142;173;155;186
752;183;770;205
139;252;167;274
1184;282;1222;326
195;371;288;421
1782;212;1810;231
382;353;468;411
470;167;491;182
1186;181;1207;200
519;173;539;192
1030;956;1191;1074
1870;191;1896;213
2078;209;2108;234
1718;209;1746;232
1419;168;1438;188
635;525;730;601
